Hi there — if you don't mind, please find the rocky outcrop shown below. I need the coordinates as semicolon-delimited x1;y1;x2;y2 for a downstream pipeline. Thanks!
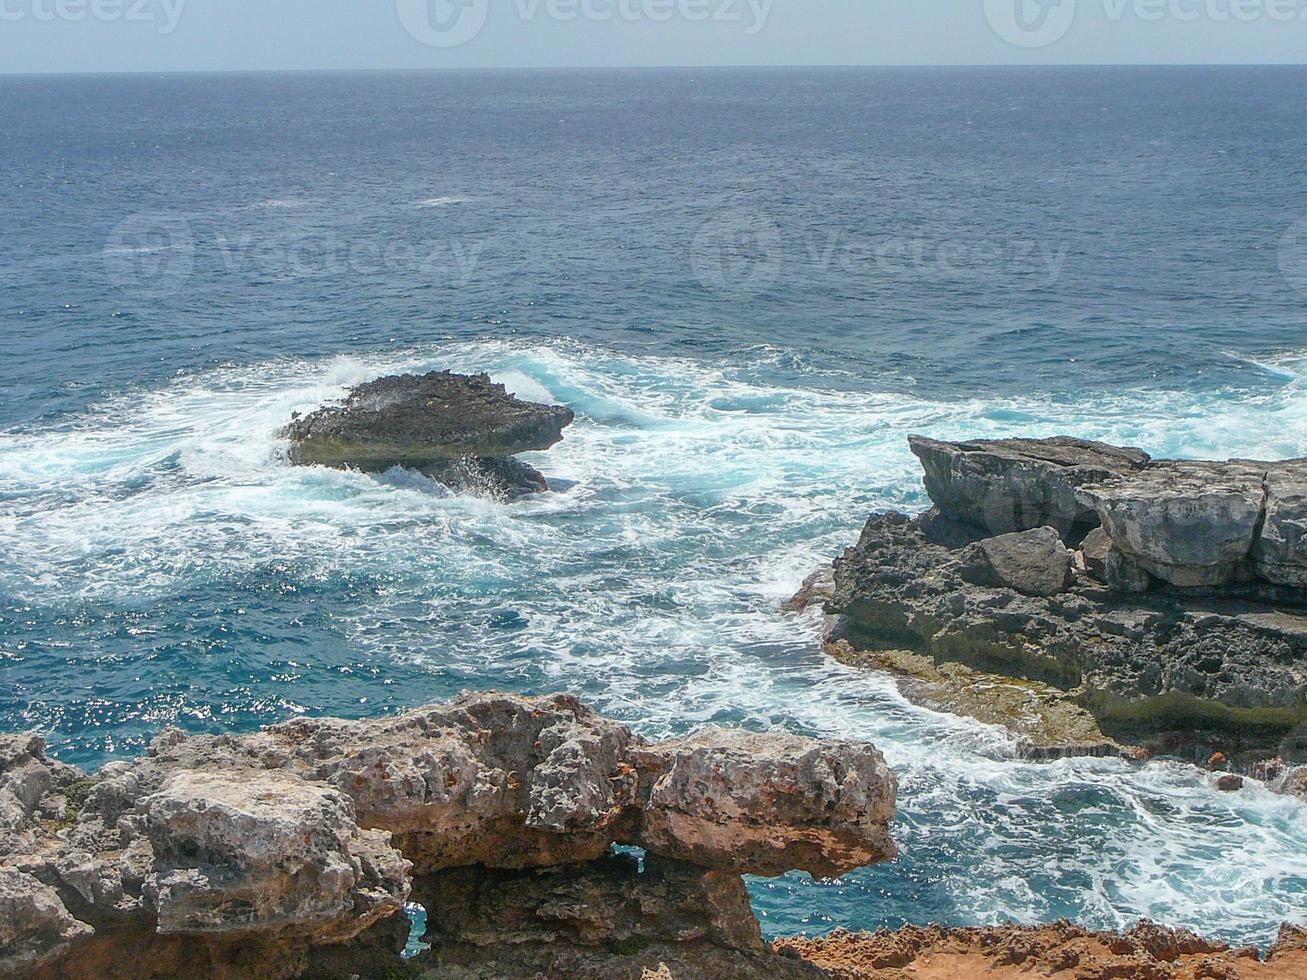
910;435;1307;589
813;436;1307;763
825;510;1307;759
0;693;897;979
775;920;1307;980
283;371;575;500
908;435;1151;543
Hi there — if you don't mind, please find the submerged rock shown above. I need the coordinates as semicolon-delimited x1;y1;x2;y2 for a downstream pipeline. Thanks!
283;371;575;500
0;693;898;980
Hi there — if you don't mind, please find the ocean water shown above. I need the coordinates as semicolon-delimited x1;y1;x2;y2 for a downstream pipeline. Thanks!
2;67;1307;948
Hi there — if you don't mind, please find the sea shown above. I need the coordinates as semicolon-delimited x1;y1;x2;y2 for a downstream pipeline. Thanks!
2;66;1306;947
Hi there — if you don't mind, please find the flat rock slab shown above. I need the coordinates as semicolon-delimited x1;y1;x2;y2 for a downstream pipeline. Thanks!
1078;460;1268;588
284;371;575;472
908;435;1150;542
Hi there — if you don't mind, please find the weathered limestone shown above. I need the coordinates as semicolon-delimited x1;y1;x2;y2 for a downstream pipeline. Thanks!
0;869;92;976
141;770;409;938
957;526;1074;597
1255;462;1307;586
283;371;575;500
909;434;1307;590
0;693;898;980
814;436;1307;762
823;510;1307;759
1077;460;1268;588
415;853;826;980
907;435;1151;542
638;728;898;878
775;920;1307;980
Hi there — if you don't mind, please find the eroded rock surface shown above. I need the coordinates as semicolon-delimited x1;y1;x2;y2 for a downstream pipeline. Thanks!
824;509;1307;758
415;853;826;980
0;693;898;979
775;920;1307;980
908;435;1151;542
813;436;1307;761
910;435;1307;589
283;371;575;500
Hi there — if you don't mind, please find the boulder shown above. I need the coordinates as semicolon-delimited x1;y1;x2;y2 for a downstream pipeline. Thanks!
907;435;1150;542
958;527;1073;597
283;371;575;500
638;728;897;878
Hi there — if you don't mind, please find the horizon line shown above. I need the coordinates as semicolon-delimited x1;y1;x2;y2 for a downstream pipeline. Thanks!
4;61;1307;78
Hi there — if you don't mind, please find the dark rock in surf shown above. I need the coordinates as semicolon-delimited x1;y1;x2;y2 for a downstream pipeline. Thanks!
282;371;575;500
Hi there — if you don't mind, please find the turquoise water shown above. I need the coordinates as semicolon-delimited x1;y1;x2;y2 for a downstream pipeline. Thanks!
3;67;1307;946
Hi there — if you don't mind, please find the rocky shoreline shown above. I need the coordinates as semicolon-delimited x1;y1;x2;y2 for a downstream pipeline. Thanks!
0;692;896;979
4;692;1303;979
797;435;1307;784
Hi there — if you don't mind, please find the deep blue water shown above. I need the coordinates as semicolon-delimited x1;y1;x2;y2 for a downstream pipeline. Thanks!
2;66;1306;947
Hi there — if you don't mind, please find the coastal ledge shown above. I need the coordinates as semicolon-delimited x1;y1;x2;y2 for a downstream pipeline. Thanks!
799;435;1307;776
0;692;896;980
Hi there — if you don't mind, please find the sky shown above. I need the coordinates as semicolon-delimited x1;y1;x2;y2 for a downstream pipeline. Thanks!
1;0;1305;74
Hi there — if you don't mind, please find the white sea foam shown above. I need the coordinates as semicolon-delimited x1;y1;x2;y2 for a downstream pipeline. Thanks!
416;196;468;209
1;340;1305;944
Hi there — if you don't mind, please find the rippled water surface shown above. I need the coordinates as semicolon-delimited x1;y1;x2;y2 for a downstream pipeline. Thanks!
2;66;1307;947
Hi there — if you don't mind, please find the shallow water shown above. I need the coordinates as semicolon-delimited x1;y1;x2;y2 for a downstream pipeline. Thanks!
3;67;1307;946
